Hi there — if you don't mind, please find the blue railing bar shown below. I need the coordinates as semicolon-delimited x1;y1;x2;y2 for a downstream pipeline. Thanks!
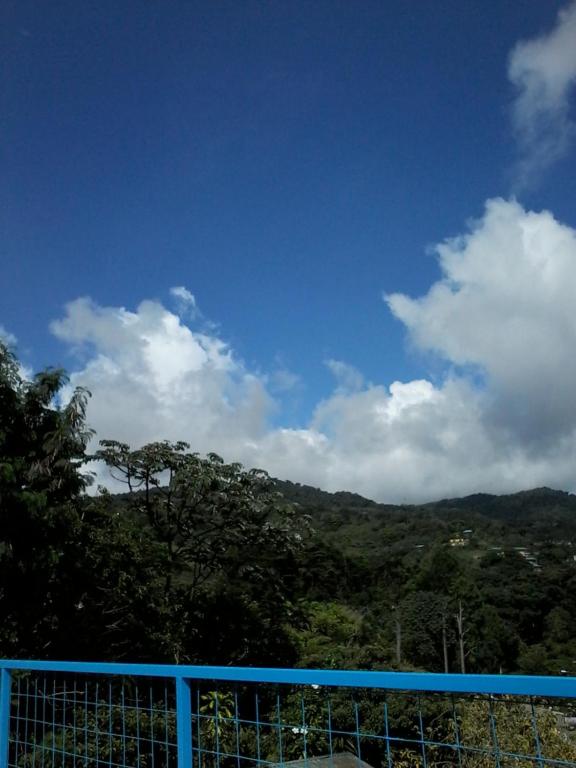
0;669;12;768
175;677;192;768
1;660;576;697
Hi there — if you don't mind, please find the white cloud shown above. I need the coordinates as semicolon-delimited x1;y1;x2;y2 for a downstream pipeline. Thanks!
50;203;576;502
272;199;576;500
51;297;272;463
0;325;17;347
169;285;198;318
269;368;301;393
325;359;364;393
387;198;576;444
508;1;576;186
170;286;196;304
245;376;561;503
0;326;34;381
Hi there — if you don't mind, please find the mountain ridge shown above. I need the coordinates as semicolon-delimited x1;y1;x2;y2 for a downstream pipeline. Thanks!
274;478;576;518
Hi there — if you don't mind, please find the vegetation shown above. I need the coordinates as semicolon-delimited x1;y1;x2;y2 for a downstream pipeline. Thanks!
2;339;576;676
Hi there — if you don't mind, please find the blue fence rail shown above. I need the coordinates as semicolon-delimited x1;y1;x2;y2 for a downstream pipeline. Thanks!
0;661;575;768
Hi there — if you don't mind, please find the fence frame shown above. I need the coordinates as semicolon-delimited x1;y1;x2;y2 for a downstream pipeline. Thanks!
0;660;575;768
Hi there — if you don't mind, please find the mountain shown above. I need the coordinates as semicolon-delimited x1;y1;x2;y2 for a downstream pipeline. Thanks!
425;486;576;520
273;481;576;559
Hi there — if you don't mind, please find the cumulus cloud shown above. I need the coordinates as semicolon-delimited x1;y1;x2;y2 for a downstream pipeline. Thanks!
263;198;576;501
244;375;576;503
50;202;576;503
51;297;272;463
386;198;576;444
508;1;576;186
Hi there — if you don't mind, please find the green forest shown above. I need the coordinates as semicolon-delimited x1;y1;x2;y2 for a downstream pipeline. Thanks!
2;339;576;676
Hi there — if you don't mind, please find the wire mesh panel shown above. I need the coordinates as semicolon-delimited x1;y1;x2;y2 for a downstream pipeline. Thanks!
185;681;576;768
8;672;177;768
2;664;576;768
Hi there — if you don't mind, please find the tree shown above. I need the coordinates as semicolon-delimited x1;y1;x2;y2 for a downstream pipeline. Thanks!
93;440;309;664
455;599;468;673
455;697;576;768
0;342;95;656
287;601;366;669
410;546;463;595
392;603;403;666
470;604;519;673
397;591;455;671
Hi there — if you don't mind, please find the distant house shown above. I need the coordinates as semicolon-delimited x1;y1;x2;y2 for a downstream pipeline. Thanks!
518;550;541;569
449;537;467;547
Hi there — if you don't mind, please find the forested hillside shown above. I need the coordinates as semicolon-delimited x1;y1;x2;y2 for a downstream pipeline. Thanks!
277;480;576;674
1;341;575;675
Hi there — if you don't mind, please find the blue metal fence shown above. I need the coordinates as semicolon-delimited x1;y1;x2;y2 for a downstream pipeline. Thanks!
0;661;575;768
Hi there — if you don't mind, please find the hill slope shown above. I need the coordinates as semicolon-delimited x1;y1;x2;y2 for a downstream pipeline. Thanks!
275;480;576;559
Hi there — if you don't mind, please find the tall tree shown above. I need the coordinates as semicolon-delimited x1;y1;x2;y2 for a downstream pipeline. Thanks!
93;440;309;664
0;342;94;656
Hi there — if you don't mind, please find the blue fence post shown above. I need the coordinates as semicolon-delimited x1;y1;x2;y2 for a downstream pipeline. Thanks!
0;668;12;768
176;677;193;768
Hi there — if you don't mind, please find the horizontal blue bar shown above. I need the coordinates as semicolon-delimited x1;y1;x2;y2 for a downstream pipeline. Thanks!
0;660;575;698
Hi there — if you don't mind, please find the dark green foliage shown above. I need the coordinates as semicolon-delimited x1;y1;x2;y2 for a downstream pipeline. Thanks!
90;440;309;664
0;343;95;656
269;482;576;675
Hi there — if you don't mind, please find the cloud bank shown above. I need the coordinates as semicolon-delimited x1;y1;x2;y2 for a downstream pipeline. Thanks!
509;0;576;186
48;200;576;502
51;296;271;459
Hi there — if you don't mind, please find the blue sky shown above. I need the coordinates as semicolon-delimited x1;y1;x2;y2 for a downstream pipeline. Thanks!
2;0;576;501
